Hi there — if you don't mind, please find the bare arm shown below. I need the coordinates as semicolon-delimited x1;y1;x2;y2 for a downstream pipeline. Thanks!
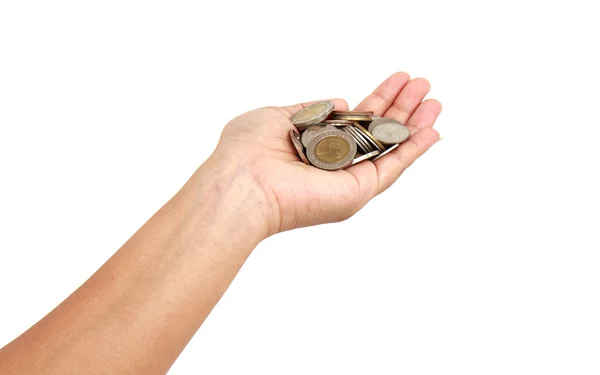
0;160;269;374
0;72;441;374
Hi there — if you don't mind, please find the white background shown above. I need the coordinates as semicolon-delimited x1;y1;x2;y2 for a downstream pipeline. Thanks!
1;1;599;374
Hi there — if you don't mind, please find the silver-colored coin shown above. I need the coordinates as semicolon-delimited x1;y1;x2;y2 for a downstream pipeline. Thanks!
301;124;336;148
354;124;385;152
368;117;397;133
372;143;400;161
290;101;335;130
352;150;381;165
323;119;358;127
371;121;410;145
350;126;376;152
306;130;357;171
347;126;374;153
353;122;386;152
365;116;382;129
343;126;372;153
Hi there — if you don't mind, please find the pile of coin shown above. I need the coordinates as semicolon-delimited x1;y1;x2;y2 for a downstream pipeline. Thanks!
289;101;410;170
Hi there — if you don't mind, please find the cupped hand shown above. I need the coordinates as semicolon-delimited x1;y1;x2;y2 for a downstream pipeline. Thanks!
210;72;442;235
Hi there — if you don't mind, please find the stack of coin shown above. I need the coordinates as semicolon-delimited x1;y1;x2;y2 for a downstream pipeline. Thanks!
289;101;411;170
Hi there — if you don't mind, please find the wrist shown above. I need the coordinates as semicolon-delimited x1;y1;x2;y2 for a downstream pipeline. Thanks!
179;156;272;252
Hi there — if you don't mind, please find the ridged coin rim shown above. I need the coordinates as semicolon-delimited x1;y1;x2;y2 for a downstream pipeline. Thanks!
343;126;373;153
349;125;375;153
353;123;386;152
289;129;310;165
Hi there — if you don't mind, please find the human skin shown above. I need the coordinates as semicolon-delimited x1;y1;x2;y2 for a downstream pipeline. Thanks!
0;72;441;374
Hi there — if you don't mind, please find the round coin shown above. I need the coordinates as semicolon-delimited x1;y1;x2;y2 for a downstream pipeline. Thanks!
372;143;400;162
290;101;335;129
289;129;310;165
353;123;386;152
306;130;357;171
301;124;336;148
371;121;410;145
368;117;401;133
351;150;381;165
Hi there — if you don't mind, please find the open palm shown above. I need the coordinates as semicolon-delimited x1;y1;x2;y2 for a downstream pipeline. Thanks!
213;72;442;234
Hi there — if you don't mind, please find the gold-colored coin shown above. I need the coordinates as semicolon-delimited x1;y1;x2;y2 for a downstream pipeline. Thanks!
329;115;373;122
306;130;357;170
331;111;374;116
314;137;350;163
295;103;329;122
290;101;335;129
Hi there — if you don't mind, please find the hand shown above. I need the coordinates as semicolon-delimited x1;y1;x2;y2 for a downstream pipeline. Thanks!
209;72;442;236
0;73;442;375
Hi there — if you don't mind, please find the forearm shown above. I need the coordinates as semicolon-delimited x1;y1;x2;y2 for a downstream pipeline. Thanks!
0;159;268;374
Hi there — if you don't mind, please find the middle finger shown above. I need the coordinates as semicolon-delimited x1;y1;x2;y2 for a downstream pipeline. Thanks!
383;77;431;125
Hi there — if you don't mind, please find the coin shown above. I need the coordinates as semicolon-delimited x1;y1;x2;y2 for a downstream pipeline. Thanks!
306;130;357;171
289;128;310;165
331;111;374;116
342;126;365;152
301;123;337;148
351;126;376;152
343;126;373;153
368;117;400;133
371;121;410;145
372;143;400;162
329;115;372;122
353;122;386;152
351;150;381;165
323;119;358;126
290;101;335;129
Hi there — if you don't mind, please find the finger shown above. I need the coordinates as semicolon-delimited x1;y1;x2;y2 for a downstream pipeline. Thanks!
373;127;440;194
405;98;442;134
354;72;411;116
278;98;349;117
383;78;431;125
